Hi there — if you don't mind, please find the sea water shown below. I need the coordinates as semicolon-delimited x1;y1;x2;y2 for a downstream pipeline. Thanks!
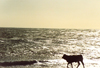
0;28;100;68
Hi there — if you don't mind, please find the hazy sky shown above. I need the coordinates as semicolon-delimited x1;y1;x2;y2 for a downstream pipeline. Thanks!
0;0;100;29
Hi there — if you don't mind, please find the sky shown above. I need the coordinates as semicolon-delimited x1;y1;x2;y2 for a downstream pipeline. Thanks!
0;0;100;29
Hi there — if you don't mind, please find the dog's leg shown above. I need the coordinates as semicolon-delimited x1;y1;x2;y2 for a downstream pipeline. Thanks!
71;63;73;68
67;63;69;68
77;61;80;68
81;61;85;68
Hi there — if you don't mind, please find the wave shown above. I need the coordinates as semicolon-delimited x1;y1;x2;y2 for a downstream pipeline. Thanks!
0;59;65;66
0;60;37;66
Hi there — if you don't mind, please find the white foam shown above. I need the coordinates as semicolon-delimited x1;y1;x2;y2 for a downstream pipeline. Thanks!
84;58;98;64
48;59;66;64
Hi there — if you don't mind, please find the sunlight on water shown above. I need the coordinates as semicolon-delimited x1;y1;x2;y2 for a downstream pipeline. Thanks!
0;28;100;68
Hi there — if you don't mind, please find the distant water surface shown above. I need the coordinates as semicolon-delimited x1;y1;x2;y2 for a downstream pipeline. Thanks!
0;28;100;68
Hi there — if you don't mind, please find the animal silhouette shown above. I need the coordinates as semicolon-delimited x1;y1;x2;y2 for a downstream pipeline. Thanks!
62;54;85;68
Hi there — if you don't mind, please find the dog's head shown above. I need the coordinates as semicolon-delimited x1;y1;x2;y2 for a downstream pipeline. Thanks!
62;54;67;59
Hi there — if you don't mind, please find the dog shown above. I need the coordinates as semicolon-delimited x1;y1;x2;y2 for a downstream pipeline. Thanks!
62;54;85;68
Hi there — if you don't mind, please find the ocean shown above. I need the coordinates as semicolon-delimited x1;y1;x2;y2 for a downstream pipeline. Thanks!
0;28;100;68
